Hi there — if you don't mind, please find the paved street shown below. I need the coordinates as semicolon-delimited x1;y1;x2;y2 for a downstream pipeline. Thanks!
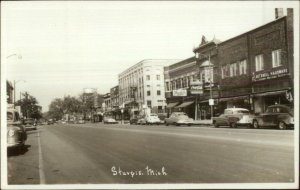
8;123;294;184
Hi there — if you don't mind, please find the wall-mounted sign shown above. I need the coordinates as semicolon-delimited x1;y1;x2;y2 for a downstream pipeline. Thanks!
173;89;187;97
209;99;214;106
252;68;289;82
190;80;203;94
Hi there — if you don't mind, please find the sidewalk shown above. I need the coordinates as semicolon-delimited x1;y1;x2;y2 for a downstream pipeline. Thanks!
193;119;213;126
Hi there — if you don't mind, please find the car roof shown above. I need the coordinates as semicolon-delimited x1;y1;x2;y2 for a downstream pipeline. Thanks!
225;108;249;111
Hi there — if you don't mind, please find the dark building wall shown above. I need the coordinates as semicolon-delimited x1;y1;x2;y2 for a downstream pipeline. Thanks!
249;17;292;93
218;35;251;97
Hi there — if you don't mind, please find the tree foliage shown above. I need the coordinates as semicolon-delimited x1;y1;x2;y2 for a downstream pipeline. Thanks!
15;92;43;120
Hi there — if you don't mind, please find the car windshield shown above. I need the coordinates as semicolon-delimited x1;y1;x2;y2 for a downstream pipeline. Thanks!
236;110;249;114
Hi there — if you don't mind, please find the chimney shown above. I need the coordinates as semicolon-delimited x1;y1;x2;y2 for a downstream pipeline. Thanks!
275;8;284;19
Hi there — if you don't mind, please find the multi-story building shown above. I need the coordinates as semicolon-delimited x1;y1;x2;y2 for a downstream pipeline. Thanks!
110;85;121;120
165;8;294;121
103;93;111;112
164;57;198;118
118;59;180;118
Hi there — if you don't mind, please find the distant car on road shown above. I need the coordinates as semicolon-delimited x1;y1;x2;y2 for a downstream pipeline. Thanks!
103;117;118;124
252;104;294;130
212;108;254;128
145;113;161;125
164;112;194;126
137;117;147;125
47;119;54;125
7;107;27;150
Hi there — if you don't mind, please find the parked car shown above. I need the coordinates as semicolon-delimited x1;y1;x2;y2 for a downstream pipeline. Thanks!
78;119;85;124
137;117;147;125
164;112;194;126
103;117;118;124
23;118;37;131
212;108;254;128
130;116;139;125
7;107;27;150
145;113;161;125
252;104;294;130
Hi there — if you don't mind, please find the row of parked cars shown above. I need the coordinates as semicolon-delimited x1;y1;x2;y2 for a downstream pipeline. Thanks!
213;104;294;129
129;104;294;130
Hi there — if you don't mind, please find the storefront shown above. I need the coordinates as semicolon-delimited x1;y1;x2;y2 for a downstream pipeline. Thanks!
174;101;195;119
218;95;251;111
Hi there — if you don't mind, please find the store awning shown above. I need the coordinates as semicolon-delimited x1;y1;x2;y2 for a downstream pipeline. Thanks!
252;90;287;97
175;101;195;108
166;102;179;108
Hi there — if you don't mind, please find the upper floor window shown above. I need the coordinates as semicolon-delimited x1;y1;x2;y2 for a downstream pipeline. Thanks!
255;54;264;71
221;65;229;79
230;63;237;77
165;82;170;91
239;60;247;75
157;90;161;96
147;91;151;96
272;49;282;68
156;75;160;80
146;75;150;80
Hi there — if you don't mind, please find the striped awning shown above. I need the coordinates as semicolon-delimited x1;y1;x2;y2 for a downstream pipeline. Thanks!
166;102;179;108
175;101;195;108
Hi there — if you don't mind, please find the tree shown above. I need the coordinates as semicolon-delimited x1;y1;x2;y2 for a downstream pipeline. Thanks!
15;92;43;120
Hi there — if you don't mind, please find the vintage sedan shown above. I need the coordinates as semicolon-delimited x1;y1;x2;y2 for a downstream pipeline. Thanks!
145;113;161;125
165;112;194;126
23;118;37;131
252;104;294;130
212;108;254;128
7;108;27;150
103;117;118;124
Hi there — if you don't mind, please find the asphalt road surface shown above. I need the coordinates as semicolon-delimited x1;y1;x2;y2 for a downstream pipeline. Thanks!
7;122;295;184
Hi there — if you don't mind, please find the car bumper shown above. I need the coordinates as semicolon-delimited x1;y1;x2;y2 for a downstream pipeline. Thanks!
7;141;24;148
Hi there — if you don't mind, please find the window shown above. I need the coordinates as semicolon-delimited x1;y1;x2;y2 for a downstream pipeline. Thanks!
239;60;247;75
221;65;227;79
147;100;152;108
156;75;160;80
255;54;264;71
147;91;151;96
157;90;161;96
146;75;150;80
147;85;150;87
272;49;282;68
230;63;237;77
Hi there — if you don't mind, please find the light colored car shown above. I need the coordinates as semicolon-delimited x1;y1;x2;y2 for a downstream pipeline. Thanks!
145;114;161;125
7;107;27;150
78;119;85;124
252;104;294;130
23;118;37;131
212;108;254;128
103;117;118;124
164;112;194;126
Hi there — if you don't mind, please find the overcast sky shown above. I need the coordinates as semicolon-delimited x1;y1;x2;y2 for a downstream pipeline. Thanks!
2;1;297;112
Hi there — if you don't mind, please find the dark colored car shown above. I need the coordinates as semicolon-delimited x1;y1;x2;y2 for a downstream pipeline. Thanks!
23;118;37;130
47;119;54;125
7;108;27;150
252;104;294;130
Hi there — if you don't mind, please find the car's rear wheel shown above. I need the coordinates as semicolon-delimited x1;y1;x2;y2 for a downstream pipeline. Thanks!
278;121;287;130
253;120;259;129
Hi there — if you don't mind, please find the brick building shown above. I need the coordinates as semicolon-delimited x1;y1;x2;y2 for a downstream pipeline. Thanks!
165;8;294;120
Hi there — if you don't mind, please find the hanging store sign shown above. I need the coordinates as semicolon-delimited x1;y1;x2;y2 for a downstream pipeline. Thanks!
252;68;289;82
173;89;187;97
190;80;203;94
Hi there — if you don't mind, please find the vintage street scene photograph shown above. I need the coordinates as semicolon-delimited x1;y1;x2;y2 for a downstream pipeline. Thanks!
1;1;299;189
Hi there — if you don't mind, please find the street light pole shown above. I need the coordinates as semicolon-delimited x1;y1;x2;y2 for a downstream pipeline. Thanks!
13;80;26;108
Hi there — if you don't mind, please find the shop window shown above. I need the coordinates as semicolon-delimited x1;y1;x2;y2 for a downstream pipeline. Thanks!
272;49;282;68
255;54;264;71
147;91;151;96
230;63;237;77
239;60;247;75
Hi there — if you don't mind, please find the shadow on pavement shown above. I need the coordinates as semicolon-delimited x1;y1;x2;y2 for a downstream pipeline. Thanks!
7;145;31;157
